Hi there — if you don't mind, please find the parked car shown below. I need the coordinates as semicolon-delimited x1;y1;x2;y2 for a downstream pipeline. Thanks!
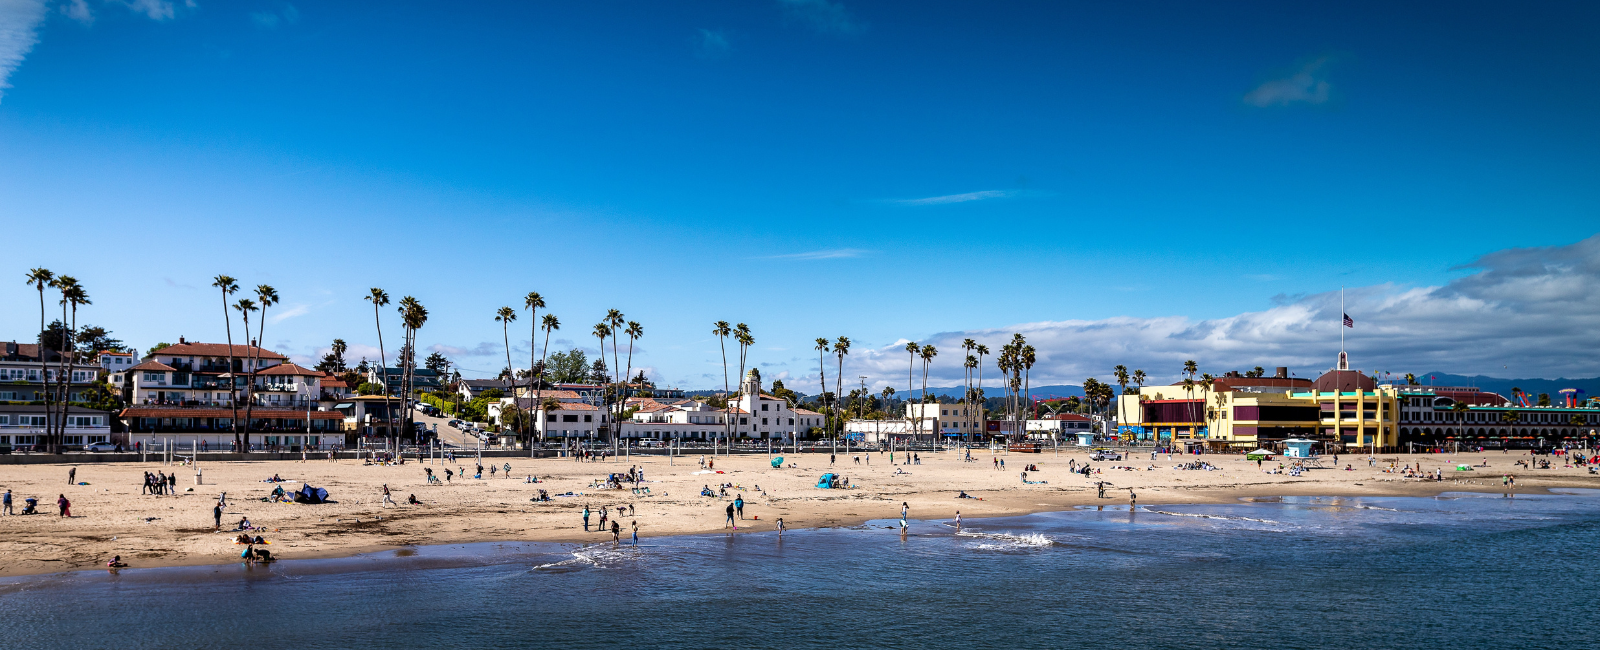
1089;450;1122;461
84;441;120;452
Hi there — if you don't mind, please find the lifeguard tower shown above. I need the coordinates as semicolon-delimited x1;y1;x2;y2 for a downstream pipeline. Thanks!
1281;438;1324;468
1074;432;1095;447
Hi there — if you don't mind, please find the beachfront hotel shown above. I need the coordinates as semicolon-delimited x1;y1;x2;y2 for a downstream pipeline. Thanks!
1117;355;1404;452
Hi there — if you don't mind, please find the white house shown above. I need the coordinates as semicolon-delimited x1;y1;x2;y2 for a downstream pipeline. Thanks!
0;404;113;449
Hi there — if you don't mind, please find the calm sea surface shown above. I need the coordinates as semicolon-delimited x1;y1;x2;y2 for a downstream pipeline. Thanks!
3;490;1597;649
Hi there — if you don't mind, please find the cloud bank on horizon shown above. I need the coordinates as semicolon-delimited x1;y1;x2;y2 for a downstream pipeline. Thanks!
845;235;1600;388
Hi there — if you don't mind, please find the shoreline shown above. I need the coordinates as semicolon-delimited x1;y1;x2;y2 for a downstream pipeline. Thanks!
2;450;1594;579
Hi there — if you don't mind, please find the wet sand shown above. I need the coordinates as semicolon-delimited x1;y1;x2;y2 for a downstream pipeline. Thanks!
2;447;1594;577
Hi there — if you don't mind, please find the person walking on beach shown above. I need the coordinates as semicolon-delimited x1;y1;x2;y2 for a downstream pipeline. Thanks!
735;494;745;520
1128;490;1137;510
954;511;961;530
583;505;591;531
992;457;997;470
830;454;836;466
725;502;737;530
611;520;621;543
57;494;70;517
382;484;395;507
167;472;176;494
214;503;223;529
1097;481;1105;499
68;467;76;485
2;489;12;516
599;506;609;532
631;520;639;546
901;502;909;521
444;468;453;483
776;517;785;537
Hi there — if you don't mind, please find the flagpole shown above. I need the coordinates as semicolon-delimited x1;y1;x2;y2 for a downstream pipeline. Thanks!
1340;287;1345;355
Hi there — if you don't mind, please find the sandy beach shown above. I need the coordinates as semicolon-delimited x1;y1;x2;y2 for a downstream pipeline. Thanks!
2;447;1595;577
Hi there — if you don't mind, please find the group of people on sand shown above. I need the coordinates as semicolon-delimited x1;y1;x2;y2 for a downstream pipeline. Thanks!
581;503;640;544
142;471;177;495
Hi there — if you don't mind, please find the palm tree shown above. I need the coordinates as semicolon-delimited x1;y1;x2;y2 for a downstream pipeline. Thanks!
1132;369;1146;392
833;336;850;438
1200;373;1216;438
1406;373;1419;386
46;275;74;448
1182;360;1199;436
1021;344;1036;421
962;338;976;438
735;325;754;439
495;305;517;430
814;337;830;432
975;343;989;438
593;321;612;439
210;275;241;447
56;280;90;447
232;298;258;449
904;342;920;441
606;309;624;386
713;321;732;444
1452;401;1470;444
364;288;392;440
920;344;937;444
536;313;560;442
25;269;53;438
398;297;428;437
964;354;978;443
241;285;278;447
523;292;545;391
624;321;643;404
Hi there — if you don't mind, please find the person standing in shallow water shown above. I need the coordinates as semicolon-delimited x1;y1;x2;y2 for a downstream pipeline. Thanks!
611;520;621;544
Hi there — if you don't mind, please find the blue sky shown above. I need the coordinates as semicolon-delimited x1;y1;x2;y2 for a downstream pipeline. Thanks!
2;1;1599;389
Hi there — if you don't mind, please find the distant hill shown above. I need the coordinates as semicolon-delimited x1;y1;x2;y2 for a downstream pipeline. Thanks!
1409;373;1600;400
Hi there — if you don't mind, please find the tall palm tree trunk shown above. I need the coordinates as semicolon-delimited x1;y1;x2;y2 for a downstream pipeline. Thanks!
34;281;50;450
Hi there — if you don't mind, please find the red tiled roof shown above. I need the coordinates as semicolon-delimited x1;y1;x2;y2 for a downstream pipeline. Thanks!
528;390;580;399
129;360;176;372
321;379;349;388
794;408;821;415
120;407;343;420
257;362;319;377
148;341;287;360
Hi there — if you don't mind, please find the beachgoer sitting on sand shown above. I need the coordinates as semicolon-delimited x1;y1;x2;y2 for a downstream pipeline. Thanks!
957;490;973;499
408;494;421;505
236;517;252;530
107;555;127;568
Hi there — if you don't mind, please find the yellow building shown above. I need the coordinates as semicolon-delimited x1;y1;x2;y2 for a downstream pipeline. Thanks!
1117;361;1400;451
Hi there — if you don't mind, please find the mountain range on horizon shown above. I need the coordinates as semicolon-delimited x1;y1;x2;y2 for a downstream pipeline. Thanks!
685;373;1600;403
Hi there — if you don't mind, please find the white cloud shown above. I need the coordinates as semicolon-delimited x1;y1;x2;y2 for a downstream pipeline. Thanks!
1;0;185;102
252;3;296;29
776;0;861;35
268;303;309;323
851;235;1600;386
62;0;90;23
428;342;500;357
0;0;46;102
761;248;871;260
695;28;729;58
113;0;175;21
1244;56;1331;108
890;190;1018;206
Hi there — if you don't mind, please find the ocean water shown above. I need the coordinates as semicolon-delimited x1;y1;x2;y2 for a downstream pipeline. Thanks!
3;490;1598;649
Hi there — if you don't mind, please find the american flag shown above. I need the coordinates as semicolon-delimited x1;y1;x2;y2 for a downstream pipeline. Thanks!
1342;313;1354;328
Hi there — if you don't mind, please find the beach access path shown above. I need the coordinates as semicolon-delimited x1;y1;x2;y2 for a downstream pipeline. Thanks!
1;447;1593;577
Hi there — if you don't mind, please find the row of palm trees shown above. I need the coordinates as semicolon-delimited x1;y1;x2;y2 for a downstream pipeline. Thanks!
24;268;89;453
206;275;283;451
361;288;428;444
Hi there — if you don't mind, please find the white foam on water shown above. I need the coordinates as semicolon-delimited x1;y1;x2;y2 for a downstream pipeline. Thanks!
1145;510;1282;525
534;544;639;571
956;529;1057;551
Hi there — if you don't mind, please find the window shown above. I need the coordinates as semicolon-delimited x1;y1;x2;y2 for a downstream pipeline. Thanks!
563;415;579;422
762;404;769;411
762;418;769;425
788;418;794;425
740;417;748;425
0;415;8;424
942;409;948;416
584;415;593;422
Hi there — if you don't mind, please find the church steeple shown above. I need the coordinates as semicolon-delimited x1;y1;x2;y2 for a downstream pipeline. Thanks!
741;367;762;398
